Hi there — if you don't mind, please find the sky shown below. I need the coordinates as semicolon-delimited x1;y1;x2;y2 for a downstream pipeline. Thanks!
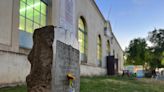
95;0;164;50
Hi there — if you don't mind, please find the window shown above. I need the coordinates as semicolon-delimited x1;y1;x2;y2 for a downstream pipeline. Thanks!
107;40;110;55
97;35;102;66
78;17;88;64
19;0;47;33
19;0;47;49
113;50;115;57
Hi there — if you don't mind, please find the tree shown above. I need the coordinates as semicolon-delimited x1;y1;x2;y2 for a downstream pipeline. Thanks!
148;29;164;50
125;38;149;65
147;47;161;68
161;52;164;65
148;29;164;67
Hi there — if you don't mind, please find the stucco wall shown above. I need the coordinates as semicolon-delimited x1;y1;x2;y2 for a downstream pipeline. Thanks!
0;0;19;52
80;65;106;76
0;0;30;87
76;0;124;73
110;34;124;73
0;0;13;45
76;0;124;69
76;0;106;67
0;51;30;87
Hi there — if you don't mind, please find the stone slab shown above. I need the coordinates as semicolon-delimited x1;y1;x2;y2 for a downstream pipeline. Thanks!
52;40;80;92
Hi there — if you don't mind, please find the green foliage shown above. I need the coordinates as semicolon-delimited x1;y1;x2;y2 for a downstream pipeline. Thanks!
148;29;164;67
125;38;149;65
125;29;164;68
148;29;164;49
162;52;164;65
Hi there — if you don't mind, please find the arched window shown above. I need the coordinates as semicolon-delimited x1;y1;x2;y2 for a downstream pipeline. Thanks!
19;0;47;33
107;40;110;55
97;35;102;66
78;17;87;64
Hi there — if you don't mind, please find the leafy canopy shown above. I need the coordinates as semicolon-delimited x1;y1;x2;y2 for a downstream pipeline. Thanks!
125;38;148;65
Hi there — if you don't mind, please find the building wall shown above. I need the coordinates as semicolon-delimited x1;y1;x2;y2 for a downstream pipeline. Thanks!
111;35;124;73
80;65;106;76
0;0;19;52
0;0;13;45
0;51;30;87
0;0;124;86
76;0;124;75
76;0;106;67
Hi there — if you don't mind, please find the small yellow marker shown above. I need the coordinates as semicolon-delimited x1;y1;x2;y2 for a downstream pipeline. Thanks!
67;73;76;92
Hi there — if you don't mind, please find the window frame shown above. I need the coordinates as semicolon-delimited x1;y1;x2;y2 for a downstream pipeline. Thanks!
19;0;48;49
107;40;110;55
19;0;48;33
78;17;88;64
97;35;102;67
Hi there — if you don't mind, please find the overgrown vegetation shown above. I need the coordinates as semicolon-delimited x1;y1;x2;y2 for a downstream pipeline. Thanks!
125;29;164;68
1;76;164;92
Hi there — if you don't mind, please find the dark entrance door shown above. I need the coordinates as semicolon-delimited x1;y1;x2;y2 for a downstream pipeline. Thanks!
106;56;118;75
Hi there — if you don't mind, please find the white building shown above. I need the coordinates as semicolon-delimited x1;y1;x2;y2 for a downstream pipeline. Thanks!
0;0;124;86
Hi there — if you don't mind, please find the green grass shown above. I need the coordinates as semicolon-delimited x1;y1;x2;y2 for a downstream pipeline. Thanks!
80;76;164;92
0;76;164;92
0;85;26;92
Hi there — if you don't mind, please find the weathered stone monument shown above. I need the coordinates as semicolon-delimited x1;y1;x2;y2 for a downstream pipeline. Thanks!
26;26;54;92
26;25;80;92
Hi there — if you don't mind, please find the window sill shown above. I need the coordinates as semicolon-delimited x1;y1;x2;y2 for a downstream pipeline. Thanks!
19;47;31;55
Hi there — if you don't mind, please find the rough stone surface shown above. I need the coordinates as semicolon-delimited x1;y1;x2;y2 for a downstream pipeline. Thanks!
52;40;80;92
26;26;54;92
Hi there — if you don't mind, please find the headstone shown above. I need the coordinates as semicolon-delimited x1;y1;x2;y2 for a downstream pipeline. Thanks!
26;25;54;92
26;26;80;92
51;40;80;92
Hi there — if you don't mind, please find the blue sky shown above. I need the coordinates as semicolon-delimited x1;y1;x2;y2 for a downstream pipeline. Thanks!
95;0;164;50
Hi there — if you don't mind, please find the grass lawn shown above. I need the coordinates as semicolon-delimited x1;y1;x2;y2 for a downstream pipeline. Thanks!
0;76;164;92
81;76;164;92
0;85;26;92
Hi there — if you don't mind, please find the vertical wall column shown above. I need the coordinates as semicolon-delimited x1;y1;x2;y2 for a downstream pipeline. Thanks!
51;0;80;92
0;0;19;52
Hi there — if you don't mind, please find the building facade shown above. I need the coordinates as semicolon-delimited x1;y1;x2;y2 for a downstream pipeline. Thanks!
0;0;124;86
